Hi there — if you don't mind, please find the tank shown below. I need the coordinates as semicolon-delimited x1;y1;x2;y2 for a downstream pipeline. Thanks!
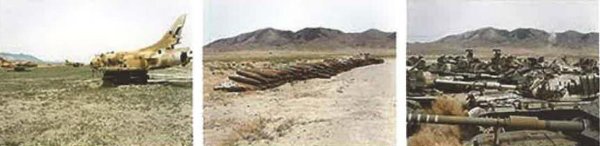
406;68;520;96
407;71;520;96
407;50;599;145
431;74;598;100
413;76;598;118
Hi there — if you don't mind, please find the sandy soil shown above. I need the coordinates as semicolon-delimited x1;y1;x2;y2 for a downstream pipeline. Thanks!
204;58;396;146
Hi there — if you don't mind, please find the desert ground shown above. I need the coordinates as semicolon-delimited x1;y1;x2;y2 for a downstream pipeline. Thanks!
0;66;192;145
203;50;395;146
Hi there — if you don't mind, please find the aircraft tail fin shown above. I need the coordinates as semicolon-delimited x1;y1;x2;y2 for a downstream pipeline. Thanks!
143;14;187;51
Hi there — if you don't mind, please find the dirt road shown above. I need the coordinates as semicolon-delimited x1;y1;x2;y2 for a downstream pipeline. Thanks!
204;58;396;146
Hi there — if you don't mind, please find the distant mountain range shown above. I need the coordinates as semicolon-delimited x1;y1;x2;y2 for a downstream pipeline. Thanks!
204;27;396;52
413;27;598;49
0;52;44;62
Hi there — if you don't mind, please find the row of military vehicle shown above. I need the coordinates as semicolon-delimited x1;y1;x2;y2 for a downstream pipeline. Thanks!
407;49;599;145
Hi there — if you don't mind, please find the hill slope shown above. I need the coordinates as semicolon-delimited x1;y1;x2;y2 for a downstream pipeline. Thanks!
204;27;396;52
424;27;598;49
0;52;44;62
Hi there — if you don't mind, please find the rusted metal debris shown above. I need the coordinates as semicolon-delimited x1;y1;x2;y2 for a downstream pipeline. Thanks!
214;53;384;92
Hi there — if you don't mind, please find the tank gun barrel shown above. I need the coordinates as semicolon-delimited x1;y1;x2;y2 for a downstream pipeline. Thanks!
407;113;584;132
434;79;517;90
436;72;502;80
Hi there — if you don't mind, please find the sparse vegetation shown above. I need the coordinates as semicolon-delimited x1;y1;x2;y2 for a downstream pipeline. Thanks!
218;117;301;146
0;66;192;145
408;96;466;146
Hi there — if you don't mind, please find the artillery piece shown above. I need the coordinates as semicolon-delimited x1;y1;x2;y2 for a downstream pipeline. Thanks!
214;53;384;92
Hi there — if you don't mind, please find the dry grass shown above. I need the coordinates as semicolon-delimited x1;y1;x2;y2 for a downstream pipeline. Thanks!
217;117;300;146
0;66;192;145
408;96;466;146
221;117;272;146
409;125;463;146
429;96;466;116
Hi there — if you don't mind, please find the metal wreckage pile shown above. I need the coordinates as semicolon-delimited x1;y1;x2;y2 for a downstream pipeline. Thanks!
406;49;600;145
214;53;384;92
